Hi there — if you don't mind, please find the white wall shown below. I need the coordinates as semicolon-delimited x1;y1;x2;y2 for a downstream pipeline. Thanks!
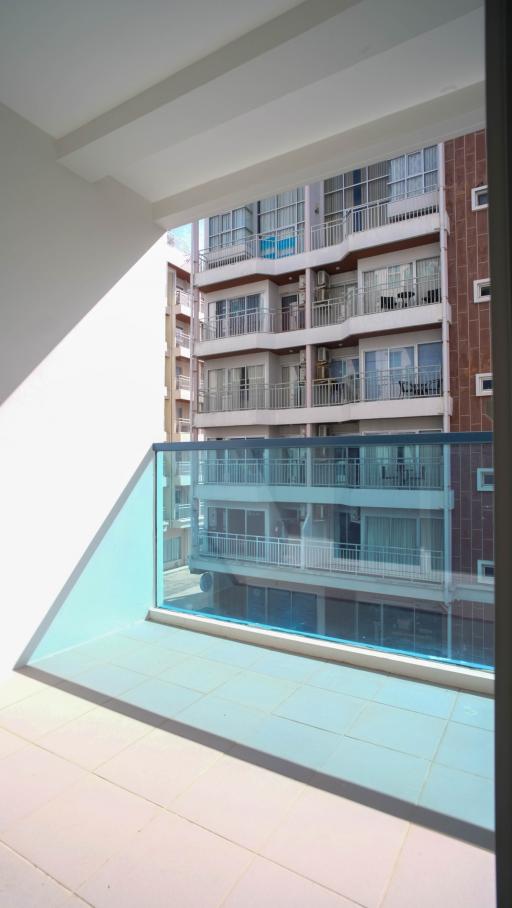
0;104;166;676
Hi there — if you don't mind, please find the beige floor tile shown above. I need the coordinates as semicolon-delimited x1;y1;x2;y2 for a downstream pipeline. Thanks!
97;722;226;807
172;752;306;851
262;787;408;908
0;673;51;710
2;774;159;891
0;746;85;832
79;811;252;908
223;856;359;907
0;841;75;907
0;727;27;760
38;704;154;770
0;686;97;740
381;825;496;908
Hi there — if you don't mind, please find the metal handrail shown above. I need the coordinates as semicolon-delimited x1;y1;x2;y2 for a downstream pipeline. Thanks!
311;187;439;251
197;456;444;489
312;275;441;327
199;531;444;583
199;382;306;413
198;225;305;270
313;367;443;407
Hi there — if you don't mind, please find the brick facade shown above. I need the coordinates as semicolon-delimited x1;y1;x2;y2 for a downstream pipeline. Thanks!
445;129;492;431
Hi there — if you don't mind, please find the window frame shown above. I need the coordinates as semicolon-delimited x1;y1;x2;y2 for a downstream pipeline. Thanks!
471;185;489;211
474;278;492;303
477;560;495;583
476;373;494;396
477;467;495;491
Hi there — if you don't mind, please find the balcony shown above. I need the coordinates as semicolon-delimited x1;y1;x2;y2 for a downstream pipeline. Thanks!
196;368;444;427
174;417;191;440
310;188;439;251
173;503;191;524
199;382;305;414
198;455;443;491
196;530;444;585
194;188;441;288
175;374;191;400
175;331;191;357
198;224;305;271
195;281;443;361
175;288;192;317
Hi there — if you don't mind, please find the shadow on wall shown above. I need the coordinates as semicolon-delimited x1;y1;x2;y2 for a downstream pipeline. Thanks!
16;451;155;666
0;103;163;405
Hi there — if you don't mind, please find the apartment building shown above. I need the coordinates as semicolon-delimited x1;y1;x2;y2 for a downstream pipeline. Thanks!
163;242;193;568
168;129;493;666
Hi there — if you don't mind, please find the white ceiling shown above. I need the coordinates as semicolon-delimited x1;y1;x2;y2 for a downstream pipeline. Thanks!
0;0;485;227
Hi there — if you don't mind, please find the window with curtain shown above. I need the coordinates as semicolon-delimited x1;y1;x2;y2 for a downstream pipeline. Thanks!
389;145;438;200
365;515;418;563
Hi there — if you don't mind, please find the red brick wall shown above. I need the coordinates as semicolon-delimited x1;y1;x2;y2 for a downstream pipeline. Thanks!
445;130;492;431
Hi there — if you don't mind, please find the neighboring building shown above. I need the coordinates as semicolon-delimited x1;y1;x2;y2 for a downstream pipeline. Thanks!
172;131;493;666
163;241;193;569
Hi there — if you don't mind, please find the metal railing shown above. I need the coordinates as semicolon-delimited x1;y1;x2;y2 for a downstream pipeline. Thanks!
176;289;192;309
175;331;190;349
176;375;190;390
198;225;305;270
197;187;438;271
200;309;275;341
175;418;191;434
175;460;191;475
313;367;443;407
173;503;191;520
198;531;444;583
197;456;443;489
311;187;439;251
312;275;441;328
199;382;306;413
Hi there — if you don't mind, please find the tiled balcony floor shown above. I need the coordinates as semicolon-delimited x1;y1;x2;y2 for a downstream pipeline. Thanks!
0;621;495;907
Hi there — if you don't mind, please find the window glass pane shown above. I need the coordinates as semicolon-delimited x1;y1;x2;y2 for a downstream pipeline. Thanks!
407;151;422;176
390;156;406;182
418;341;442;368
416;256;440;278
407;175;423;195
424;145;438;172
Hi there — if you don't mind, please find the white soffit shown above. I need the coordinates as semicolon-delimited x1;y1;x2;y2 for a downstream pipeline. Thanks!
0;0;485;225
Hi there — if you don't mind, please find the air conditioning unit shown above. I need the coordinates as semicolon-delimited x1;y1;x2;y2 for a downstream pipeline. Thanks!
298;290;306;306
299;349;307;364
317;346;329;363
317;269;330;289
316;288;329;302
298;274;306;290
318;424;329;437
316;363;329;380
349;508;361;523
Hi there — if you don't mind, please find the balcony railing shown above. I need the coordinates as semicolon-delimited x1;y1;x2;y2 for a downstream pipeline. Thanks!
199;382;306;413
198;225;305;270
310;187;439;251
197;456;443;490
174;503;191;520
175;418;191;434
312;275;441;328
176;375;190;390
175;331;190;349
201;309;275;341
176;289;192;309
197;188;438;271
198;531;444;584
175;459;191;475
313;367;442;407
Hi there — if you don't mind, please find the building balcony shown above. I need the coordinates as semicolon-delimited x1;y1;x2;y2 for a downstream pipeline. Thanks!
193;530;444;586
195;276;443;358
194;188;441;288
175;331;191;358
174;418;191;441
196;455;446;510
175;288;192;318
175;374;191;400
195;368;445;427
